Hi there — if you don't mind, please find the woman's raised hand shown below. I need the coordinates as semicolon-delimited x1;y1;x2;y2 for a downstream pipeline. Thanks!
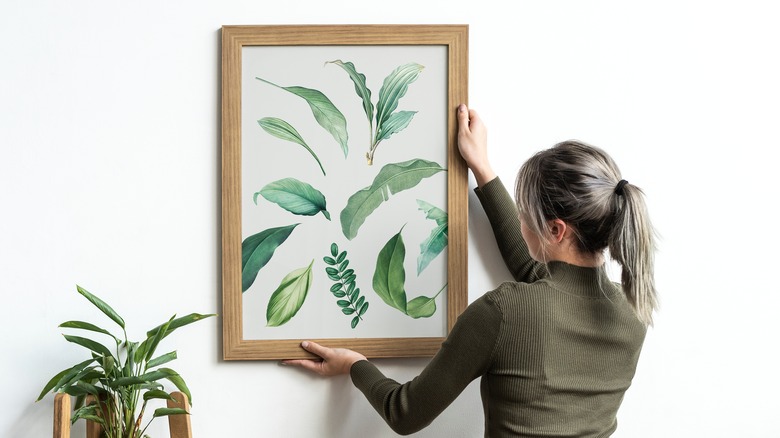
456;104;496;186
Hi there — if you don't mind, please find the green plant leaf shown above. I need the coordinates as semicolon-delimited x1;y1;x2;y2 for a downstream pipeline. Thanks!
327;60;374;125
147;351;177;369
257;118;326;176
59;321;120;344
266;260;314;327
143;389;176;402
340;159;445;240
161;369;192;404
145;313;216;339
416;200;448;275
406;295;437;319
417;224;448;275
242;224;299;292
110;368;179;388
37;358;96;401
256;77;349;158
153;408;189;418
417;199;448;226
406;283;446;319
63;335;113;358
76;285;125;329
375;63;424;134
372;228;408;313
256;178;331;220
144;315;175;362
376;110;417;143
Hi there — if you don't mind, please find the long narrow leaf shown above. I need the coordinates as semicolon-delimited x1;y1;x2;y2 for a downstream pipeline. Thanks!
110;368;178;388
146;313;216;340
76;285;125;329
340;159;445;240
154;408;189;418
256;77;349;158
257;118;326;176
266;260;314;327
63;335;113;358
59;321;120;343
242;224;299;292
161;369;192;404
144;315;175;362
327;60;374;124
143;389;176;402
37;358;95;401
147;351;177;369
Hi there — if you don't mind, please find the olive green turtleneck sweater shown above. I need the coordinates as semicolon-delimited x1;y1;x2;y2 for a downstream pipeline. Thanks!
350;177;647;437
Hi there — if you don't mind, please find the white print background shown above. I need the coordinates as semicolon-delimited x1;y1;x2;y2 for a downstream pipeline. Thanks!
241;45;449;340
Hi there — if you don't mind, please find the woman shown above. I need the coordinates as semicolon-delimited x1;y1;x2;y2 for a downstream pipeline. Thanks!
283;104;657;437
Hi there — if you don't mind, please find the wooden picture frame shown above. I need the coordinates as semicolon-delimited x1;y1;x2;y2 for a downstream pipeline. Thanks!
221;25;468;360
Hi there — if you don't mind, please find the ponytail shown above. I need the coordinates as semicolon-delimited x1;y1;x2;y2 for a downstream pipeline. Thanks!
609;182;658;326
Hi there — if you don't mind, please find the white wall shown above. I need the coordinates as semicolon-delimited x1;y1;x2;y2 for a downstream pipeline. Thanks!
2;1;778;437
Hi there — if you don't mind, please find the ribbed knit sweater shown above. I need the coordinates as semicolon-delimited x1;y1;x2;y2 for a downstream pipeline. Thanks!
350;177;647;437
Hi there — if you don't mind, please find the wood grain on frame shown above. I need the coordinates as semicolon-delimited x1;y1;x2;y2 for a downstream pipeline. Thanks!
222;25;468;360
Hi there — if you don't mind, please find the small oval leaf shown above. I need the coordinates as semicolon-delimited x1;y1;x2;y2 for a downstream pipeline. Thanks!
256;178;330;220
266;260;314;327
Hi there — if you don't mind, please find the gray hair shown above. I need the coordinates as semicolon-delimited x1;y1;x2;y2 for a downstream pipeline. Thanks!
514;140;658;326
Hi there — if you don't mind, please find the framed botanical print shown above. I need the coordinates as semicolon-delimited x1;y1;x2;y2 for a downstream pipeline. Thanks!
221;24;468;360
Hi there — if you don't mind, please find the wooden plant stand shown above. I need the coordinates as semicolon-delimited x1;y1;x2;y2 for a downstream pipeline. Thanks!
53;391;192;438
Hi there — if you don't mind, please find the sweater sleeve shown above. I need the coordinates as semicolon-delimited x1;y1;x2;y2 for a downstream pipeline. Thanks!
474;177;544;283
349;294;503;436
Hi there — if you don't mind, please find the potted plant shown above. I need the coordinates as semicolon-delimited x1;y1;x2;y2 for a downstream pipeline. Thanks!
37;285;215;437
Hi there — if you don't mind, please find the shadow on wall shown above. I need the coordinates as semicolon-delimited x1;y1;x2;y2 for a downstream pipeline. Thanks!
467;190;514;290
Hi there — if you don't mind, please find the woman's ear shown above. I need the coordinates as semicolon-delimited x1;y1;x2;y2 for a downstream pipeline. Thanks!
548;219;568;244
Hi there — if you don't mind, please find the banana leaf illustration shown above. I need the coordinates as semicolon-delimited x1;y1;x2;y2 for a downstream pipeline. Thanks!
340;158;445;240
416;200;448;275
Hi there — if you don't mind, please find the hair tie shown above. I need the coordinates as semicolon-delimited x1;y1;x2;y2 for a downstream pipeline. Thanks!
614;179;629;196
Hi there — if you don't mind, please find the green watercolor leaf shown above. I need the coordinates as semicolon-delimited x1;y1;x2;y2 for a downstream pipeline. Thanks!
340;159;446;240
257;118;326;176
255;178;331;220
256;77;349;158
406;295;437;319
417;199;448;226
372;227;408;313
376;110;417;143
266;260;314;327
416;200;449;275
327;60;374;125
241;224;299;292
375;63;424;134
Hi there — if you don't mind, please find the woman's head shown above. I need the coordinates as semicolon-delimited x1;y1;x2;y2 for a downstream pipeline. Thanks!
514;140;658;325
